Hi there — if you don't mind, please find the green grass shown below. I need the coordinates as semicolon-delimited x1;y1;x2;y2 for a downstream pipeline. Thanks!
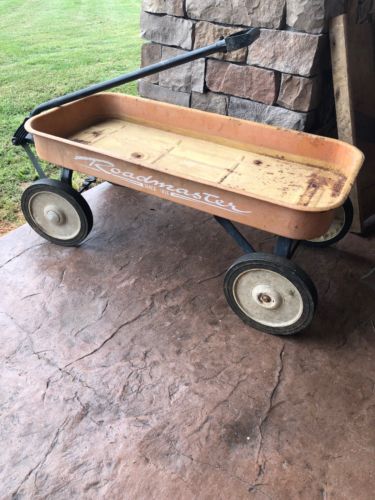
0;0;142;231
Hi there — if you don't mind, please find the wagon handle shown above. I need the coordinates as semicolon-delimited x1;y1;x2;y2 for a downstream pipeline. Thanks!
12;28;260;146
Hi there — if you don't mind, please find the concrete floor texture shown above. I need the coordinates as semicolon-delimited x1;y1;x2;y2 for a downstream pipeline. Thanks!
1;183;375;499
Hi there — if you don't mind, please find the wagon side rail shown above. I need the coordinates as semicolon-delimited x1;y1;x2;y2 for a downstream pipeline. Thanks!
12;28;260;146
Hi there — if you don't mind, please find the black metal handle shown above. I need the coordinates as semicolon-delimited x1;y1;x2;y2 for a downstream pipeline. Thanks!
224;28;261;52
12;28;260;146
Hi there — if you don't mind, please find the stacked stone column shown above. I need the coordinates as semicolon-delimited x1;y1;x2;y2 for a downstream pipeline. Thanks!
139;1;338;131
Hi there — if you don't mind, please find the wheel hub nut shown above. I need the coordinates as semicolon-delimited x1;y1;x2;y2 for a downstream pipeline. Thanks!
252;285;282;310
259;293;272;304
44;206;63;225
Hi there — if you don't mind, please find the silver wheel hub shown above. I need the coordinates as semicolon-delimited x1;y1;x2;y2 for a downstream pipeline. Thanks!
252;285;283;310
44;206;64;225
28;191;81;240
233;268;304;328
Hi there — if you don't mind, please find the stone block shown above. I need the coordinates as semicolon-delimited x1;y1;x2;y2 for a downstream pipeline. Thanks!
138;81;191;107
159;46;205;93
286;0;326;34
277;74;321;112
194;22;247;63
141;43;162;84
186;0;286;29
142;0;185;17
247;29;326;77
141;12;194;50
228;96;310;130
191;91;228;115
206;60;278;106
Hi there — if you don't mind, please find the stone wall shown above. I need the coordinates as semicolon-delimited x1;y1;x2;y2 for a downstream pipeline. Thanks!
139;1;345;131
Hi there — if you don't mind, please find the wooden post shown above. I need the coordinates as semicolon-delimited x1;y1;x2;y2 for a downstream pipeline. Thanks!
330;4;375;233
329;14;363;232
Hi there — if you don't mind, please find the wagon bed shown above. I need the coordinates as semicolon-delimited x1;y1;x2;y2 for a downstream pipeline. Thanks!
70;117;347;211
25;93;363;240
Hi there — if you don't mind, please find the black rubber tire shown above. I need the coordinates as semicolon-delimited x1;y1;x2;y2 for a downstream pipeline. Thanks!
21;178;93;246
224;253;317;336
303;198;354;248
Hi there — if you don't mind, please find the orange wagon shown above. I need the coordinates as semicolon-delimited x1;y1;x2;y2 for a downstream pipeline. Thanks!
13;30;364;336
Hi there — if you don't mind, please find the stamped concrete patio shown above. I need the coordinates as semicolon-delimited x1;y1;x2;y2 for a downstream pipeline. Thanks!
1;183;374;499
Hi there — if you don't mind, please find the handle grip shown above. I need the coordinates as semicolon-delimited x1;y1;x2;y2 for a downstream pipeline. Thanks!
224;28;261;52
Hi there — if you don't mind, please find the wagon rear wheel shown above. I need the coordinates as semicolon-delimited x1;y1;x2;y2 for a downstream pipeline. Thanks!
21;178;93;246
224;253;317;336
303;198;353;248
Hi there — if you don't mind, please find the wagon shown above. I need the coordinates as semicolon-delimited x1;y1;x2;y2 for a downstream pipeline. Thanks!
13;29;364;336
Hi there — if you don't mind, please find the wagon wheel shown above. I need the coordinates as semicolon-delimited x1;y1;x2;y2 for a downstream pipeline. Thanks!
303;198;354;248
21;178;93;246
224;253;317;336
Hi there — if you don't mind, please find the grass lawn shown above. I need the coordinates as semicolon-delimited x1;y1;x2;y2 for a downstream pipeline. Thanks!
0;0;142;234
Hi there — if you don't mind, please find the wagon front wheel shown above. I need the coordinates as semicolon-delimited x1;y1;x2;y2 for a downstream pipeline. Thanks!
224;253;317;336
21;178;93;246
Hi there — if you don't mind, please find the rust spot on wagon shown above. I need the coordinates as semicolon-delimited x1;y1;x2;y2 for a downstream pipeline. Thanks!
73;138;89;145
131;152;143;159
299;173;330;206
331;176;346;197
